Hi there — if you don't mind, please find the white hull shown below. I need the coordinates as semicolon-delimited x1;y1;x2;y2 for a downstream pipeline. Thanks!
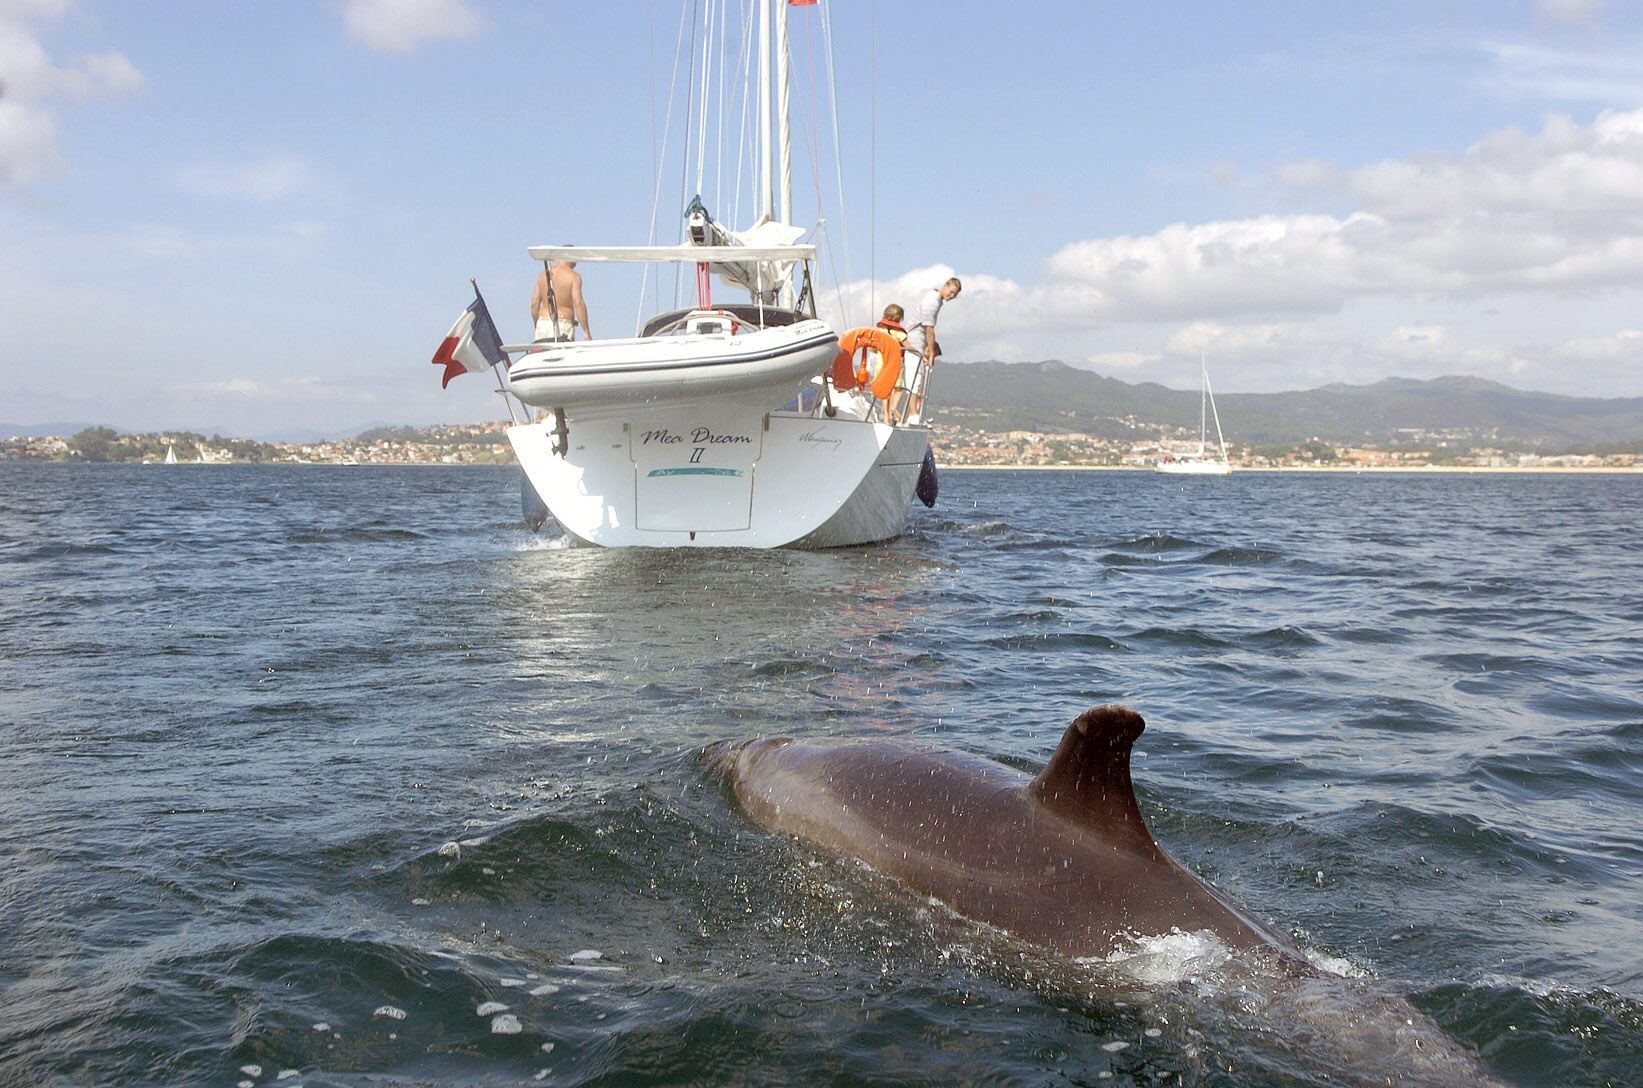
1156;459;1230;475
510;408;929;548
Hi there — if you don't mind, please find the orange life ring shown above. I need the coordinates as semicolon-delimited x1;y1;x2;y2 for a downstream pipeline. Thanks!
830;327;903;402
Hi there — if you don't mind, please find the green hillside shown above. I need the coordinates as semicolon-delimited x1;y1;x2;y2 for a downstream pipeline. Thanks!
934;361;1643;447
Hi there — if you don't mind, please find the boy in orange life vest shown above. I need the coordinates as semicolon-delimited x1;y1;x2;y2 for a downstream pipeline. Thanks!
877;304;910;422
877;303;908;343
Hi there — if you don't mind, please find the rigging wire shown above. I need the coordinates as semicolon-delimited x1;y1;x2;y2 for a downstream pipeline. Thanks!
712;0;729;215
649;0;658;235
804;2;822;225
693;0;713;197
675;0;703;309
639;0;694;334
640;1;860;325
730;0;755;231
818;0;853;324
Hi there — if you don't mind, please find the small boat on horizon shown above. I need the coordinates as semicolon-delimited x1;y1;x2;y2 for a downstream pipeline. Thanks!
1157;356;1231;476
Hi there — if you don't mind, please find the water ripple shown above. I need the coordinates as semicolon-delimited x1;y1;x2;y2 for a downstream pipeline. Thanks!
1;464;1639;1086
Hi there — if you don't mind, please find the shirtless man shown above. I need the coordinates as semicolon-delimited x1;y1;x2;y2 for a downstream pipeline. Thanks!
531;254;591;342
900;276;960;422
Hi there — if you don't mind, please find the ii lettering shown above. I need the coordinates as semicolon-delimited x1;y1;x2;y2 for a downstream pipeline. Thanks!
689;447;705;464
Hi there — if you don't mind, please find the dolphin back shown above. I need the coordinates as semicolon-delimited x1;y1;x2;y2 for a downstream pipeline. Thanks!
1029;705;1162;860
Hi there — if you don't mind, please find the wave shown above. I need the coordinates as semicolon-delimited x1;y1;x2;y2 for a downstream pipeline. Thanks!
1106;532;1203;553
513;533;574;551
1099;553;1168;567
1198;545;1286;566
1128;627;1234;650
1245;625;1322;649
748;656;838;680
6;542;122;562
982;632;1127;652
283;528;429;544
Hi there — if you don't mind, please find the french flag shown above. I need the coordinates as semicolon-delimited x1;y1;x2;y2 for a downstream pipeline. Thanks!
432;288;508;388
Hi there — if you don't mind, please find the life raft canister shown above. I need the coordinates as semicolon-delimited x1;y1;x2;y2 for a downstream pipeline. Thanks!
831;327;903;402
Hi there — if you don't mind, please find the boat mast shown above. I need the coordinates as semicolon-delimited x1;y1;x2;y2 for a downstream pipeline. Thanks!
748;0;798;308
1204;363;1229;462
776;0;793;228
758;0;772;223
1197;351;1208;458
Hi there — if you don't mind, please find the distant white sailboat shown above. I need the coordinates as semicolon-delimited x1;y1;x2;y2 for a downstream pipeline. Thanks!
1157;356;1230;475
164;443;178;465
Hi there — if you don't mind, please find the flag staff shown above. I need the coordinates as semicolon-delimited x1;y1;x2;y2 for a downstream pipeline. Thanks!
472;277;519;425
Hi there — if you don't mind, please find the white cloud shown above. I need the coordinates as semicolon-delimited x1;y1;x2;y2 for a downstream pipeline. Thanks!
817;109;1643;395
177;378;269;398
1164;321;1332;357
0;2;142;190
1011;109;1643;325
1084;351;1155;371
1535;0;1605;26
172;155;311;202
0;22;142;99
818;263;1040;364
1479;41;1643;103
278;220;328;242
0;2;75;19
1040;213;1399;322
171;376;373;402
821;263;1021;333
1272;158;1339;189
1556;327;1642;360
343;0;483;54
1377;323;1509;371
1346;109;1643;220
72;50;144;96
0;99;59;187
1385;324;1448;348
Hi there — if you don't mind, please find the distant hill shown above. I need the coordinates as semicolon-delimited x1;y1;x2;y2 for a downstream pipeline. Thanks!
0;421;98;439
935;362;1643;448
1;421;382;443
10;368;1638;450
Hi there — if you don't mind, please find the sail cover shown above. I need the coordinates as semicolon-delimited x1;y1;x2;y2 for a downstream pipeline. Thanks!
713;217;807;299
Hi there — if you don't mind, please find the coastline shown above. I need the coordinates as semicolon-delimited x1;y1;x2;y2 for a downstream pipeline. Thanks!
938;463;1643;474
7;460;1638;474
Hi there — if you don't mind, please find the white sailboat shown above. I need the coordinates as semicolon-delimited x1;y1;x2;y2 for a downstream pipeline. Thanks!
163;443;178;465
1156;357;1231;475
480;2;934;548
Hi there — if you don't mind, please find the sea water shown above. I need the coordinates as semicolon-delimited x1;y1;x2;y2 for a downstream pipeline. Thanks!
1;463;1639;1086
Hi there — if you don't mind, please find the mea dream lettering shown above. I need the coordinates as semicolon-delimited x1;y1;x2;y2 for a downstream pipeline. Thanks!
640;427;753;446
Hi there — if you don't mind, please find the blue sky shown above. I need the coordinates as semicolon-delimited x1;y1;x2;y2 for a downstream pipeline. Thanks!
3;0;1642;438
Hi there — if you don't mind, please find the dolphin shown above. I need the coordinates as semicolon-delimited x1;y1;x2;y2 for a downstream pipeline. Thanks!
712;705;1506;1086
713;704;1302;962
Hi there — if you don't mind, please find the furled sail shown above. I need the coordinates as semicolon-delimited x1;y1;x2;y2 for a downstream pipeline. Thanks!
714;216;806;302
683;196;805;304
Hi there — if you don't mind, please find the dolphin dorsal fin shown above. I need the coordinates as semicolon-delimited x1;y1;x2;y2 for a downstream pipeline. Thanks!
1029;705;1161;858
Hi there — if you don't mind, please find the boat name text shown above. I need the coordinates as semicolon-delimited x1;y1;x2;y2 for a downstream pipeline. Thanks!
640;427;753;447
799;430;842;450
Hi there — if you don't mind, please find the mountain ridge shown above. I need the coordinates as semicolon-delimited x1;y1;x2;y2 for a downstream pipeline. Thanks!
935;361;1643;446
7;368;1641;448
